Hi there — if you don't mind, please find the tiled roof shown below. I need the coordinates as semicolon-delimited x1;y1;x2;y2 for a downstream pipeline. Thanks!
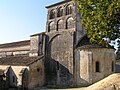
76;35;114;49
46;0;71;8
78;45;114;49
0;55;44;66
0;40;30;48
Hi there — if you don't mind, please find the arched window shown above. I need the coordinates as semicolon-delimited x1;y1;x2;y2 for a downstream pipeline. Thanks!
57;61;59;70
112;61;114;72
13;76;15;83
66;17;74;29
48;22;55;32
66;4;72;15
95;61;100;72
57;7;63;17
49;9;55;19
57;20;63;30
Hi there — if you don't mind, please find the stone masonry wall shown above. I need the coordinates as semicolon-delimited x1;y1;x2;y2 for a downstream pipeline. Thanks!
28;58;44;89
45;30;75;87
75;47;115;86
0;45;30;57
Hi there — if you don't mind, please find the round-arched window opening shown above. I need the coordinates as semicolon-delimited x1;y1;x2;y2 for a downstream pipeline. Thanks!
49;9;56;19
66;4;73;15
57;20;63;30
48;21;55;32
57;7;63;17
66;17;74;29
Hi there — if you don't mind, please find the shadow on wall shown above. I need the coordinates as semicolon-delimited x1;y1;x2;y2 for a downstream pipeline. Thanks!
45;58;73;88
44;34;73;88
115;64;120;73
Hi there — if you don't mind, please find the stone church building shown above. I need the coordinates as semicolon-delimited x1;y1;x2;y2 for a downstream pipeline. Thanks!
0;0;115;89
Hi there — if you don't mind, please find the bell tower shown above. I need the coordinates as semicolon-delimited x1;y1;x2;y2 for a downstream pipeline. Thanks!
46;0;76;32
45;0;85;87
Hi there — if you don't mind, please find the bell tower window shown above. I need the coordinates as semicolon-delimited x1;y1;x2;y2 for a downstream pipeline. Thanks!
57;7;63;17
66;4;72;15
50;9;55;19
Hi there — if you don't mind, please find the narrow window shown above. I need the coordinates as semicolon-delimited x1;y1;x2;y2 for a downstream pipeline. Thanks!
57;61;59;70
37;68;40;72
112;61;114;72
95;61;100;72
13;76;15;83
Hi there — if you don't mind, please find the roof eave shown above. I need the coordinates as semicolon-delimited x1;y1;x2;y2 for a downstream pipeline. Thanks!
46;0;71;8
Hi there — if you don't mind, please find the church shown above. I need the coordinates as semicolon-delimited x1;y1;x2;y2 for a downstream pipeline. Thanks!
0;0;115;90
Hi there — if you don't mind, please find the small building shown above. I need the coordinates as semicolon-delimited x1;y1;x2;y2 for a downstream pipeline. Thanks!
0;55;44;90
75;45;115;86
0;66;17;90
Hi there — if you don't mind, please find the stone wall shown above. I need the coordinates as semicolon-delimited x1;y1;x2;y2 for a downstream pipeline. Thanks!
11;66;29;87
45;30;75;87
29;33;45;57
46;0;76;32
28;58;44;89
0;45;30;57
75;47;115;86
0;65;29;88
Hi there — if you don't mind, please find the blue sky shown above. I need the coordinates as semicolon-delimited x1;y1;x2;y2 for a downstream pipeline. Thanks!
0;0;61;44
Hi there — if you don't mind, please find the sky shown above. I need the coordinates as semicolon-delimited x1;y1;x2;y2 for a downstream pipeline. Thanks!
0;0;61;44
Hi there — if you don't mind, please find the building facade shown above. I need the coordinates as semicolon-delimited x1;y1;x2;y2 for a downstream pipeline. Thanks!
0;0;115;89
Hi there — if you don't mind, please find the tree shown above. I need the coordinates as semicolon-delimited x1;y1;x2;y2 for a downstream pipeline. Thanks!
74;0;120;47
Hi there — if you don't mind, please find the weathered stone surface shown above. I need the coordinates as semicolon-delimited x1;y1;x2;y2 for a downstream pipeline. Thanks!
45;30;74;87
0;0;116;89
28;58;44;89
75;47;115;86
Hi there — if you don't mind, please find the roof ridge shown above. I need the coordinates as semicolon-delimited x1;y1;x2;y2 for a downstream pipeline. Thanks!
0;40;30;48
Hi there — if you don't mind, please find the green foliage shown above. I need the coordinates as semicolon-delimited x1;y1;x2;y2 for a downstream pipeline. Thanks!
75;0;120;47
